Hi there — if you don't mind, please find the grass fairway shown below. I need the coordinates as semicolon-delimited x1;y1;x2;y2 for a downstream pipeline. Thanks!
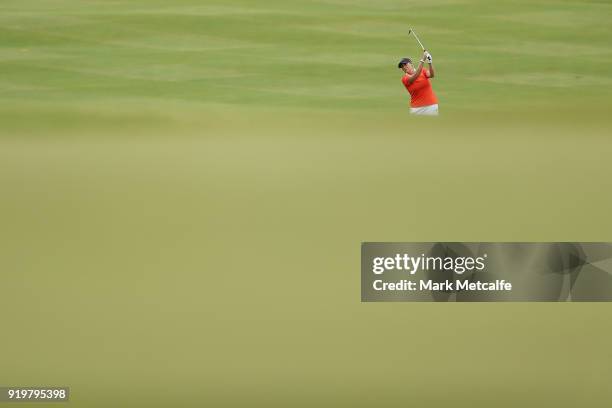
1;1;612;407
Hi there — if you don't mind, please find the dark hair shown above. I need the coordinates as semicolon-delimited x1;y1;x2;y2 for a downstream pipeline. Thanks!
397;57;412;68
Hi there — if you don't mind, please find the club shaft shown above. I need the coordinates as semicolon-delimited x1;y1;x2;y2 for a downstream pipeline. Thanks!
410;30;425;50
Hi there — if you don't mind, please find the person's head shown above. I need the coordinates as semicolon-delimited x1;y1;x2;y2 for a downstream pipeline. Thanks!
397;57;414;74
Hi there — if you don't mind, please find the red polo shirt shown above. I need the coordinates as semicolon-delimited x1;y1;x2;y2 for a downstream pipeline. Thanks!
401;69;438;108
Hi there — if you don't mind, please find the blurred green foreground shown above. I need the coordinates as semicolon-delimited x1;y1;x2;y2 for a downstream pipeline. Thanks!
1;0;612;407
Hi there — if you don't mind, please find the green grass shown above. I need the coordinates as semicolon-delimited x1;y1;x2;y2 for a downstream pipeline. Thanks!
1;0;611;117
1;1;612;407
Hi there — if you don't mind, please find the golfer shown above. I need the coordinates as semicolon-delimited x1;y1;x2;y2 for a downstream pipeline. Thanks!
398;51;438;116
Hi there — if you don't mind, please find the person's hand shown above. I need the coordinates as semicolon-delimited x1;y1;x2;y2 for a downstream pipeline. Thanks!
424;51;433;63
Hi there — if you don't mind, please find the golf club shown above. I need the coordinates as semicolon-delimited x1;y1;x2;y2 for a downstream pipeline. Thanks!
408;28;426;51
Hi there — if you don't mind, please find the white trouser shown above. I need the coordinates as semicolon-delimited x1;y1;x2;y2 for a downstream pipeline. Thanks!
410;104;439;116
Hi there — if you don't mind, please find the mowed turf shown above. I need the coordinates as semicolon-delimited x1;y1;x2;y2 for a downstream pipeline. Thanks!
1;0;611;118
1;1;612;407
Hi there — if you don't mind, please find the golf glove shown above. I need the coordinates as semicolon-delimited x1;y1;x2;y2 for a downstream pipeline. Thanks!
425;52;432;63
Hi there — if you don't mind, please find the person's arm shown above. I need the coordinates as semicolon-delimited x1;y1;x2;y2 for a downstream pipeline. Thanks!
425;51;434;78
407;59;425;85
